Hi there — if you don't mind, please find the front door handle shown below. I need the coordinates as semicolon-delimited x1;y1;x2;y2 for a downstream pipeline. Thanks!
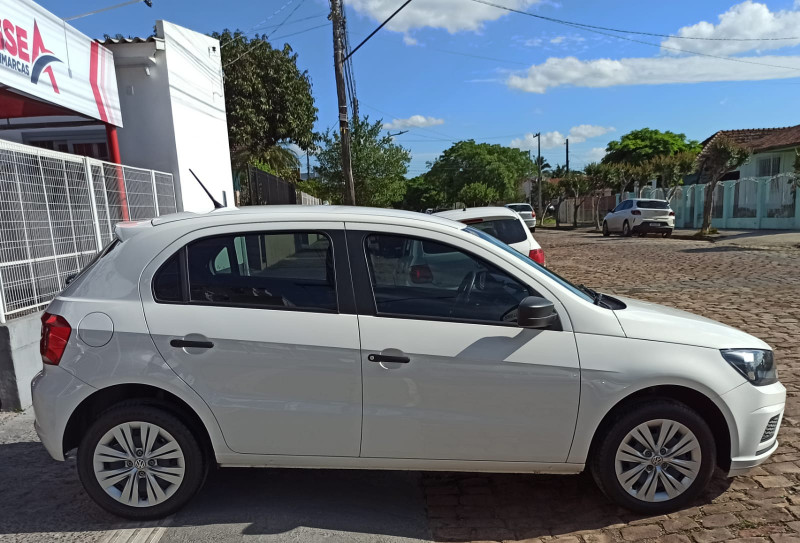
170;339;214;349
368;353;410;364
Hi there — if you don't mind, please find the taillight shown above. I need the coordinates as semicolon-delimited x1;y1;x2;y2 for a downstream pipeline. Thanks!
529;248;545;266
669;211;675;216
40;312;71;365
531;211;536;218
631;210;641;215
410;265;433;284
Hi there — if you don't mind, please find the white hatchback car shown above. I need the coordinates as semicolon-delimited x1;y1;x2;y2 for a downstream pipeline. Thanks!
505;203;537;231
33;206;784;519
603;199;675;237
435;206;544;265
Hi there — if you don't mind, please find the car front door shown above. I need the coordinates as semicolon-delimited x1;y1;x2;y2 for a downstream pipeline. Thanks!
140;222;362;457
348;224;580;463
607;201;625;231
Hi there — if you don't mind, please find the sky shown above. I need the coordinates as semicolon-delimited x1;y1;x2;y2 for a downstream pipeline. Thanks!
39;0;800;177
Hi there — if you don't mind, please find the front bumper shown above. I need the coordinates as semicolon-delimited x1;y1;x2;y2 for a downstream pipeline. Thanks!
721;380;785;477
31;364;96;461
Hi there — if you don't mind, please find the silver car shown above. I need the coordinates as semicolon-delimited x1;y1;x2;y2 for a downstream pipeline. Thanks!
33;206;784;519
505;203;537;231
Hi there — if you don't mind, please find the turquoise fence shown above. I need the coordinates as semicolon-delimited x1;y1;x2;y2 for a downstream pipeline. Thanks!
617;175;800;230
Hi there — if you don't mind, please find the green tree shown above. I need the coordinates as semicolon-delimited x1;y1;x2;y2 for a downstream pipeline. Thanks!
551;164;568;178
649;151;698;201
425;140;535;205
402;175;446;211
603;128;701;165
534;156;552;175
561;173;591;227
458;182;500;207
697;136;750;234
541;180;569;227
316;116;410;207
584;162;614;230
214;30;318;170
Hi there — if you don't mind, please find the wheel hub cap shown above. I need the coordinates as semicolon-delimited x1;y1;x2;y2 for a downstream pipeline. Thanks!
614;418;701;503
92;421;186;508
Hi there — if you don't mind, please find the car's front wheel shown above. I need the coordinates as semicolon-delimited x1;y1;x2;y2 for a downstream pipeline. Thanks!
602;222;610;237
591;400;716;514
77;403;207;519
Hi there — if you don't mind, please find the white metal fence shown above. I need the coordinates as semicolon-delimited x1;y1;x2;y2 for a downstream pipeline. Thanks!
0;140;177;323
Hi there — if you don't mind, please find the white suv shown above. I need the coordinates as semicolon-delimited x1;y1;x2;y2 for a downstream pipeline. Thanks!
603;199;675;237
33;206;784;519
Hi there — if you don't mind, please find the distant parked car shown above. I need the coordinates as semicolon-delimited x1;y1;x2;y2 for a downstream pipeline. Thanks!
603;199;675;238
505;203;536;231
436;206;545;265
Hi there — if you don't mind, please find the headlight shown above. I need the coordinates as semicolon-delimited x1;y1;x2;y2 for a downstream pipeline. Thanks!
721;349;778;386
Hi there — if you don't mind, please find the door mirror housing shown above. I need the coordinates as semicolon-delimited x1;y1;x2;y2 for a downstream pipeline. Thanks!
517;296;558;329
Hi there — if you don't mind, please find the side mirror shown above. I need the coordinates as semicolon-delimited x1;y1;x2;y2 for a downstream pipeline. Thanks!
517;296;558;329
607;209;614;214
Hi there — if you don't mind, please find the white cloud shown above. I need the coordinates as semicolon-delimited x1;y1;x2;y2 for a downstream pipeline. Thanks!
587;147;607;162
283;143;304;157
661;1;800;56
348;0;541;33
506;54;800;93
510;125;613;150
403;34;418;46
550;36;565;44
383;115;445;130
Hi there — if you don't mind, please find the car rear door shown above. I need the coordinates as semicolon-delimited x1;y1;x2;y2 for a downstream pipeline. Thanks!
139;222;362;457
348;223;580;463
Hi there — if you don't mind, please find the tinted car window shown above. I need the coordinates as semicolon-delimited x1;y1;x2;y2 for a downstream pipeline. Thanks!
636;200;671;210
466;218;527;244
508;204;532;213
153;253;182;302
365;234;531;324
186;232;336;311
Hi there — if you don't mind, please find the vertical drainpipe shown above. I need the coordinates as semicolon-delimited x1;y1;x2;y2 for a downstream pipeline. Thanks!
105;124;129;221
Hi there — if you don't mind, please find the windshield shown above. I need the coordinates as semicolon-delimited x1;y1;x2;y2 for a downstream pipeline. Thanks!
465;218;527;244
465;226;593;303
507;204;532;213
636;200;671;210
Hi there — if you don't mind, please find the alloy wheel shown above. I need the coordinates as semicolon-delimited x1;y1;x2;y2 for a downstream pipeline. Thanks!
614;419;701;503
92;421;186;508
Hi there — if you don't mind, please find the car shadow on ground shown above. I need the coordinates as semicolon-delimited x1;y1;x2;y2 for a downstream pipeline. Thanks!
681;246;770;254
0;440;732;541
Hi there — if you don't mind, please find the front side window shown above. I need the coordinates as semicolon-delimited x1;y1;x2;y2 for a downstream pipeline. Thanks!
364;234;531;324
167;231;336;311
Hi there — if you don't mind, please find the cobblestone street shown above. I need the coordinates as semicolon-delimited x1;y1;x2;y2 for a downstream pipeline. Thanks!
0;228;797;543
424;229;800;543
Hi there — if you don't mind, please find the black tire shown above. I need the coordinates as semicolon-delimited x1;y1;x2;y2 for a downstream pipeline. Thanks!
663;230;673;238
622;221;632;237
531;227;536;233
77;403;207;520
590;400;716;515
602;222;610;237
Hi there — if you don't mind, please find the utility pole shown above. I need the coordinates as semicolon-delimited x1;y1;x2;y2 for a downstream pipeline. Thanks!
536;133;542;218
565;138;570;176
331;0;356;205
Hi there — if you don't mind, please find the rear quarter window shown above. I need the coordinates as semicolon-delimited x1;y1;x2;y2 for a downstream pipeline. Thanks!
466;218;527;244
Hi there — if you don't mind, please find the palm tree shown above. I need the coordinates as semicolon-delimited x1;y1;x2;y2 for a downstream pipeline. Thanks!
535;156;552;176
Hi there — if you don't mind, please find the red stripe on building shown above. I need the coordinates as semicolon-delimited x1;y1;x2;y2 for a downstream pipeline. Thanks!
89;41;108;123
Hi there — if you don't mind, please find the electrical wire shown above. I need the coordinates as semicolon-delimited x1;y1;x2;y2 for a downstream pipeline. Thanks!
270;22;331;41
220;0;298;48
469;0;800;42
224;0;307;67
469;0;800;73
344;0;415;61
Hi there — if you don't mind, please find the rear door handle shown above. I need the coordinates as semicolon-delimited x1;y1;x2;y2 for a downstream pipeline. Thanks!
170;339;214;349
368;353;410;364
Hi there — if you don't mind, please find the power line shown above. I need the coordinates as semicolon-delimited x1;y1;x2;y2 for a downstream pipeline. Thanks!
469;0;800;43
270;22;331;41
344;0;415;61
65;0;151;21
220;0;297;48
224;0;307;68
470;0;800;73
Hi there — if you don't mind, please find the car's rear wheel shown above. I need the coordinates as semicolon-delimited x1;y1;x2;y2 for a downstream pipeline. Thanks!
77;403;207;519
622;221;632;237
663;230;673;238
602;222;610;237
591;400;716;514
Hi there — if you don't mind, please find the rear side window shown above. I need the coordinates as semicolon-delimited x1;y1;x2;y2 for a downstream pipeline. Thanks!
466;218;526;244
186;232;336;311
152;232;337;312
508;204;532;213
636;200;670;210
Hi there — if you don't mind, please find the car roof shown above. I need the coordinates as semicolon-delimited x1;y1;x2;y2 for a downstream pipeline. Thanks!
434;206;520;221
